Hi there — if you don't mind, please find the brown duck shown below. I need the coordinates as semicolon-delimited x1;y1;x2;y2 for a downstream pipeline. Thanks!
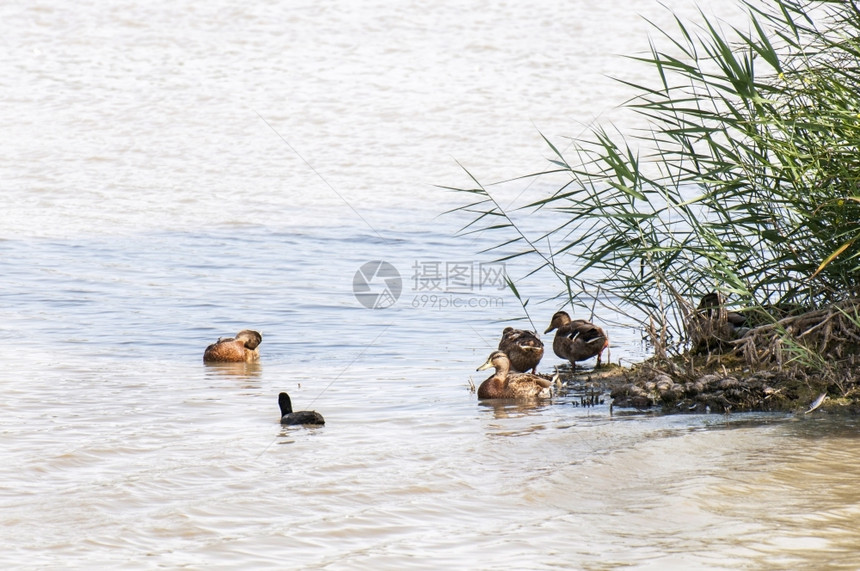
497;327;544;373
203;329;262;363
697;292;747;329
544;311;609;367
475;350;553;400
690;292;749;351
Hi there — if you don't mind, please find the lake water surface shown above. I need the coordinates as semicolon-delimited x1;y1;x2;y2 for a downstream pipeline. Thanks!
2;0;860;568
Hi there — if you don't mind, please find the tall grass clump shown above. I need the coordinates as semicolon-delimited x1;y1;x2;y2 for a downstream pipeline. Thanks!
448;0;860;357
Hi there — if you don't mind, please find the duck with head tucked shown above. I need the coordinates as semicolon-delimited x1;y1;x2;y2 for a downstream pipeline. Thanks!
498;326;544;373
279;392;325;425
544;311;609;367
476;350;553;400
203;329;262;363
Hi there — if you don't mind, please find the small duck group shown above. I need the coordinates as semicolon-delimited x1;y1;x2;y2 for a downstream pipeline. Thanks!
475;311;609;400
203;311;610;416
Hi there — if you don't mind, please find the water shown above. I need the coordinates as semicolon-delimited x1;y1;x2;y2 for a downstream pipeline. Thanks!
3;0;860;568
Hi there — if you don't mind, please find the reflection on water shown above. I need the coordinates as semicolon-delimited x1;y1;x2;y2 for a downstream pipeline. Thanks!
204;361;264;381
479;398;554;418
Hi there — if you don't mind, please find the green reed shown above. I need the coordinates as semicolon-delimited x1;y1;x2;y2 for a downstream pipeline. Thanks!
446;0;860;353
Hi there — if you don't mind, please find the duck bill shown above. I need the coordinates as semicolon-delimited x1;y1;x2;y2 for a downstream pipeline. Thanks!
543;325;554;334
476;358;494;371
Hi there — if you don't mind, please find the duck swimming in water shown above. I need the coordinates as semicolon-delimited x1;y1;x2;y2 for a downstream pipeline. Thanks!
203;329;262;363
279;392;325;425
544;311;609;367
475;350;553;400
498;327;544;373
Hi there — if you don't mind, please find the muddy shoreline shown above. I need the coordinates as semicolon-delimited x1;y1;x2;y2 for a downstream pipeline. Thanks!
551;357;860;415
546;298;860;415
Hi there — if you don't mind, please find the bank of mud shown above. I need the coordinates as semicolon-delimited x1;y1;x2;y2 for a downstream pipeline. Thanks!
556;353;860;415
563;298;860;414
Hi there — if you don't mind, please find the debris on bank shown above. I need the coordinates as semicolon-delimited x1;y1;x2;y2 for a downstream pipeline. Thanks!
550;298;860;415
553;359;860;415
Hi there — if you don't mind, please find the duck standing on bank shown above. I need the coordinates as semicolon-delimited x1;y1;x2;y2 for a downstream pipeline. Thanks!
475;350;553;400
544;311;609;367
497;327;544;373
203;329;262;363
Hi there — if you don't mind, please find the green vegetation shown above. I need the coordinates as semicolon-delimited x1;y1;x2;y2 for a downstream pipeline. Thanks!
448;0;860;361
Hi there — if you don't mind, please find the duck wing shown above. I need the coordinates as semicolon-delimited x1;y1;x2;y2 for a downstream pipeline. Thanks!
498;329;544;372
498;327;539;348
558;320;608;362
563;320;603;342
506;372;553;397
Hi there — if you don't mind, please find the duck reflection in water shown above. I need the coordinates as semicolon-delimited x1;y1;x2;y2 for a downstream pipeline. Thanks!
479;398;555;422
203;360;263;383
